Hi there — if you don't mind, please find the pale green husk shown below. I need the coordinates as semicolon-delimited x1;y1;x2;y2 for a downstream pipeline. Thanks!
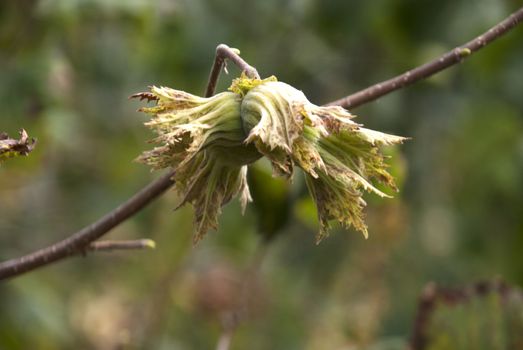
135;76;405;243
133;86;260;242
237;78;406;242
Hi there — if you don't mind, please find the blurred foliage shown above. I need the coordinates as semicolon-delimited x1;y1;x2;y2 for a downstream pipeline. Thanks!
1;0;523;349
248;160;292;241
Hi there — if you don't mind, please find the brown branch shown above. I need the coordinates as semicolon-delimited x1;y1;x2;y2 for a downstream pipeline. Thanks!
205;44;260;97
410;279;511;350
326;6;523;109
0;170;175;280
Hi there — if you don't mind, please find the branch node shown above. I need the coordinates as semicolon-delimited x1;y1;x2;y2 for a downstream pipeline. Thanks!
205;43;260;97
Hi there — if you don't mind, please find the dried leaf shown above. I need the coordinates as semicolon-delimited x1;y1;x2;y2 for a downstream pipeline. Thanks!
0;129;37;163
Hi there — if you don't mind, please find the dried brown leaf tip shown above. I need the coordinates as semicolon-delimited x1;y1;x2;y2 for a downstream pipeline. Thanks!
129;91;158;103
135;75;406;243
0;129;37;163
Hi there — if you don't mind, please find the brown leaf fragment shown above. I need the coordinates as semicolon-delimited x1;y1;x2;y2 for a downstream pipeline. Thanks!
0;129;37;163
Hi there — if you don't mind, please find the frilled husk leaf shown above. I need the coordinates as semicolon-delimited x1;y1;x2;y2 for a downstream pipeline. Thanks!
304;123;405;242
132;86;260;242
239;82;305;177
239;78;406;242
174;151;252;242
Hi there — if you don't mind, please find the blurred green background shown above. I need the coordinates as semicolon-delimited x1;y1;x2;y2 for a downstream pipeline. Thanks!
1;0;523;349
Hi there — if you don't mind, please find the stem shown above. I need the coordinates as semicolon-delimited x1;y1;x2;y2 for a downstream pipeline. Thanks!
205;44;260;97
326;6;523;109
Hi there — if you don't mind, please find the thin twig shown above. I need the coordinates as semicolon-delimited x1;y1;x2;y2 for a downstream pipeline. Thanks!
57;239;156;257
326;6;523;109
0;171;175;280
205;44;260;97
87;239;156;252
